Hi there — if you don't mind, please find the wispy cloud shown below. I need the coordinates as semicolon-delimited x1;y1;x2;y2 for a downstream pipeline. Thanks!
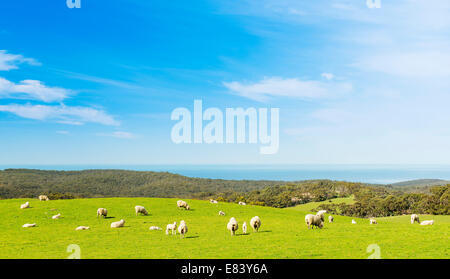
0;104;119;126
97;131;136;139
223;76;352;102
0;77;71;102
0;50;41;71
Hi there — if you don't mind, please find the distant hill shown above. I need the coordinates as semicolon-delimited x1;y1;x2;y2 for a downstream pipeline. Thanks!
390;179;450;187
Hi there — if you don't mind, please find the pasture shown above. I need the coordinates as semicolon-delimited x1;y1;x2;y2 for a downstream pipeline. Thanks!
0;197;448;259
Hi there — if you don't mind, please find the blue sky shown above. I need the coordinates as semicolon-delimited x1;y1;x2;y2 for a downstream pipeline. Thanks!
1;0;450;165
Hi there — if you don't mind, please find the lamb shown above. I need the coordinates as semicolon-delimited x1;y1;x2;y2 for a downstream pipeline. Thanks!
177;200;190;210
305;214;324;229
149;226;162;230
316;210;326;222
250;216;261;232
38;195;49;201
52;213;61;219
370;218;377;224
20;202;30;209
22;223;36;228
166;222;177;235
411;214;420;224
110;219;125;228
219;211;226;216
210;199;218;204
420;220;434;226
352;219;357;224
135;205;148;216
238;201;246;205
242;222;247;234
97;208;108;218
328;215;334;223
178;220;188;238
227;217;239;236
75;226;90;231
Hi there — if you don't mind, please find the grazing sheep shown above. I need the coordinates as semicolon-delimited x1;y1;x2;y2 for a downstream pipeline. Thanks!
75;226;90;231
316;210;326;222
328;215;334;223
210;199;218;204
97;208;108;218
20;202;30;209
166;222;177;235
420;220;434;226
110;219;125;228
22;223;36;228
178;220;188;238
52;213;61;219
38;195;49;201
149;226;162;230
411;214;420;224
227;217;239;236
250;216;261;232
242;222;247;234
370;218;377;225
305;214;324;229
177;200;190;210
352;219;357;224
238;201;246;205
219;211;226;216
135;205;148;216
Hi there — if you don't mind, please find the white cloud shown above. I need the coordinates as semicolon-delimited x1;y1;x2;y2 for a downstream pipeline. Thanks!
0;50;40;71
97;131;136;139
223;76;352;102
0;104;119;126
0;77;71;102
56;130;70;135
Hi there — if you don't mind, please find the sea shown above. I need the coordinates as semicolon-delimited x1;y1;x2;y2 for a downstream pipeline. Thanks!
2;164;450;185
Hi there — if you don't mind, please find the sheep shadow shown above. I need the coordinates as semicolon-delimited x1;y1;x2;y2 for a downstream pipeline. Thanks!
254;230;272;233
184;236;199;239
103;216;115;219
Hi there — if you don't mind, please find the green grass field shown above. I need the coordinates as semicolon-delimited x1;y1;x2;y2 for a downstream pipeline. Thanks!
0;197;448;259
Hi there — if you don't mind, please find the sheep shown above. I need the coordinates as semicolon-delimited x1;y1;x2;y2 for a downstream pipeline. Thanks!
22;223;36;228
110;219;125;228
135;205;148;216
38;195;49;201
227;217;239;236
328;215;334;223
238;201;246;206
316;210;326;222
305;214;324;229
166;222;177;235
420;220;434;226
52;213;61;219
177;200;190;210
352;219;357;224
219;211;226;216
370;218;377;224
149;226;162;231
20;202;30;209
75;226;90;231
242;222;247;234
97;208;107;218
210;199;218;204
178;220;188;238
250;216;261;232
411;214;420;224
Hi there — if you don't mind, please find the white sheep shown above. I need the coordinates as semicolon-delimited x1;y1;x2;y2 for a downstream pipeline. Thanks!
52;213;61;219
370;218;377;225
227;217;239;236
111;219;125;228
22;223;36;228
97;208;107;218
177;200;190;210
149;226;162;230
305;214;324;229
242;222;247;234
135;205;148;216
178;220;188;238
411;214;420;224
328;215;334;223
20;202;30;209
38;195;49;201
250;216;261;232
352;219;357;224
219;211;226;216
166;222;177;235
420;220;434;226
238;201;246;205
75;226;90;231
316;210;326;222
210;199;218;204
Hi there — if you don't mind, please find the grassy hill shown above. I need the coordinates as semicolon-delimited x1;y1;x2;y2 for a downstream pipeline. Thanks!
0;197;448;259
